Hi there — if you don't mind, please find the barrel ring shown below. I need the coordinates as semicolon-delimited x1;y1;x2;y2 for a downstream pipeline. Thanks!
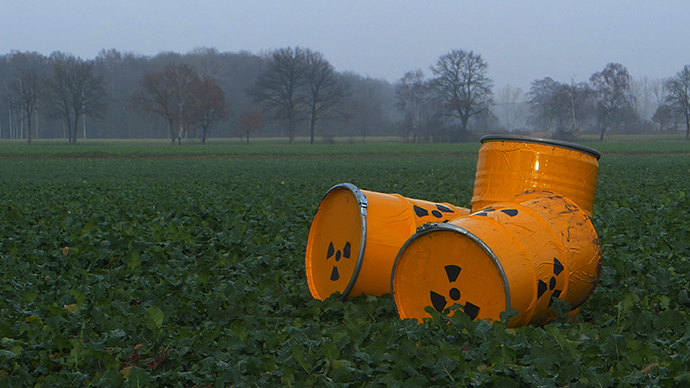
321;183;368;300
480;135;601;160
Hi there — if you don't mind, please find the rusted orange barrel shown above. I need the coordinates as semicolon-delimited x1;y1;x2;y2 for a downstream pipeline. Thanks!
472;135;601;216
391;191;601;327
306;183;470;300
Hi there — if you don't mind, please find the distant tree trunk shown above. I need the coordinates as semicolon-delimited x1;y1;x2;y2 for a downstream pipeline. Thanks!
309;102;316;144
27;113;32;145
460;115;469;137
72;116;80;145
168;119;176;145
599;112;611;141
288;108;296;144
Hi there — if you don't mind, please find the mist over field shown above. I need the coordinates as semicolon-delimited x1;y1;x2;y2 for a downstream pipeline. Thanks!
2;2;690;144
2;47;690;145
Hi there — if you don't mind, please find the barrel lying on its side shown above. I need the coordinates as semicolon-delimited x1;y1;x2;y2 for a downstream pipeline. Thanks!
392;191;602;327
305;183;470;300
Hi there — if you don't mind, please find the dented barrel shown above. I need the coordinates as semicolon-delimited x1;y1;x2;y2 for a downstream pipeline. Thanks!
391;191;601;327
305;183;470;300
472;135;601;216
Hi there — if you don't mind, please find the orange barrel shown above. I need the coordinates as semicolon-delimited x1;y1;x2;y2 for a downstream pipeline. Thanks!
391;191;601;327
305;183;471;300
472;135;601;216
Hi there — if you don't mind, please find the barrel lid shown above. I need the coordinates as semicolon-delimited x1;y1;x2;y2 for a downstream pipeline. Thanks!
480;135;601;160
305;183;367;300
391;222;510;323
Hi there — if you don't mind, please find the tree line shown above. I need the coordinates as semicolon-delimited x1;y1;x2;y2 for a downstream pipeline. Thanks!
2;47;690;144
397;54;690;141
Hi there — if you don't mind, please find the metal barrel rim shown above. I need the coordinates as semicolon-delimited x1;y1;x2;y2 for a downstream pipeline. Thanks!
480;135;602;160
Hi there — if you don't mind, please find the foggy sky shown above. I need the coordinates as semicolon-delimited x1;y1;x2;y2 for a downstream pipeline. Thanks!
3;1;689;90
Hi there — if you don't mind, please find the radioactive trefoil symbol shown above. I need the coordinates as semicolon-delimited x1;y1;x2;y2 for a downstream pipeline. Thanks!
430;265;481;320
413;204;455;221
538;257;564;307
473;207;519;218
326;241;351;281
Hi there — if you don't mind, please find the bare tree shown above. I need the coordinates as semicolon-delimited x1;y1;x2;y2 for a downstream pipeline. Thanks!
130;63;200;145
665;65;690;140
429;49;493;140
527;77;562;132
5;68;45;144
494;84;526;132
350;77;386;143
651;104;677;131
47;55;107;145
237;108;263;144
247;47;306;144
590;63;633;140
651;78;668;108
302;49;349;144
630;76;656;121
561;79;594;136
191;74;231;144
395;69;431;142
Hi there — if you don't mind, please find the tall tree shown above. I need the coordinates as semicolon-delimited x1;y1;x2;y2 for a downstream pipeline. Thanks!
191;74;231;144
563;79;593;133
395;69;430;142
5;68;45;144
95;49;150;139
651;104;676;131
429;49;493;140
494;84;526;132
247;47;306;144
629;76;655;121
527;77;563;132
302;49;349;144
130;63;200;145
590;63;632;140
350;76;386;142
665;65;690;140
47;55;107;145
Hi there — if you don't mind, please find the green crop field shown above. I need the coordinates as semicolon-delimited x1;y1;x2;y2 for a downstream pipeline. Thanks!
1;140;690;387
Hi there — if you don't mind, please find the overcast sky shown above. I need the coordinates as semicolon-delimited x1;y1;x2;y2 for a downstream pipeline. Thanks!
3;1;689;90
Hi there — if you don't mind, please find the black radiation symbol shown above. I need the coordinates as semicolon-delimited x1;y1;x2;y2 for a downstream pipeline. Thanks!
429;265;481;320
537;258;565;307
473;207;519;218
326;241;351;281
413;204;455;221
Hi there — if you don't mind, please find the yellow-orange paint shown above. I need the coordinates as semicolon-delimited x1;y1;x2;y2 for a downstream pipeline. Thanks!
472;136;600;216
305;183;470;300
392;192;601;327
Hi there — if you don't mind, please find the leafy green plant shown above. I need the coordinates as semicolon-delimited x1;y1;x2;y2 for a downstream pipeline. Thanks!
0;149;688;386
